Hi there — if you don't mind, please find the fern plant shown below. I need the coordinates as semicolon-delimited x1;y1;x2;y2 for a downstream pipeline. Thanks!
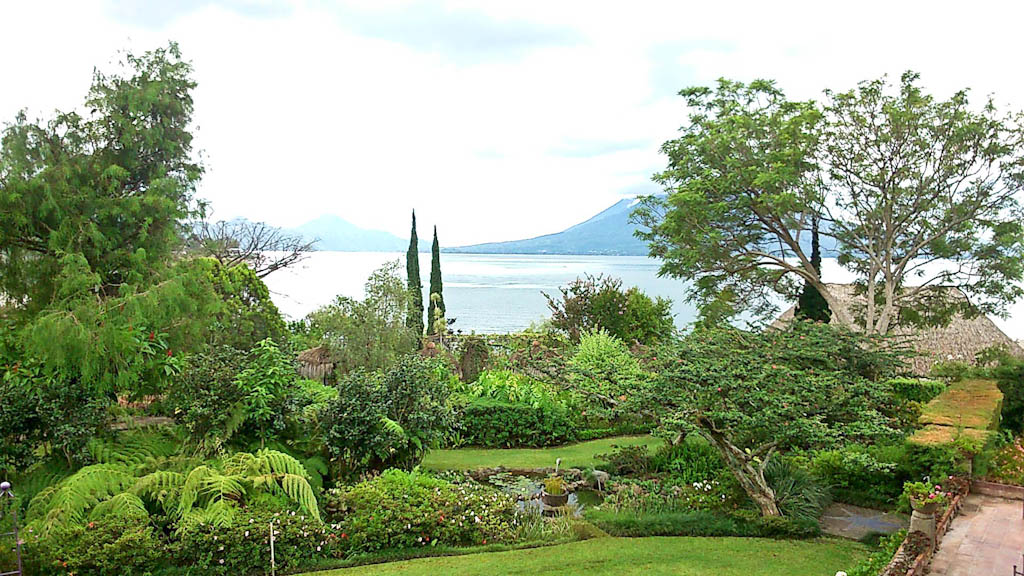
26;447;322;536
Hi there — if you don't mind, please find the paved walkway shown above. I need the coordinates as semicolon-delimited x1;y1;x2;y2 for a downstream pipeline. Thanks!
930;494;1024;575
821;502;907;540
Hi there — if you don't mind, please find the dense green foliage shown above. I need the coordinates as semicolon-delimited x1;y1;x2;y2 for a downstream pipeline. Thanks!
324;470;516;554
324;355;452;474
567;330;650;418
452;395;576;448
643;321;904;516
0;43;202;313
544;274;673;344
636;73;1024;331
995;357;1024;433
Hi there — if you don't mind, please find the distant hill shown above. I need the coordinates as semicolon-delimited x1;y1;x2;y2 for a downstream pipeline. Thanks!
445;197;840;257
447;198;650;256
287;215;429;252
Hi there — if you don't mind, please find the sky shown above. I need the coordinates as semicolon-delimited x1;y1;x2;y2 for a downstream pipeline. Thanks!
3;1;1024;246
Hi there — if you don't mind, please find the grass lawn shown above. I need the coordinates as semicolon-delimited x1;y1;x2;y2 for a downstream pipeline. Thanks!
911;379;1002;445
305;536;868;576
421;435;664;470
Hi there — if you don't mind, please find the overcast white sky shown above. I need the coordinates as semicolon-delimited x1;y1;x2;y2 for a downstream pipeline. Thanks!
3;0;1024;245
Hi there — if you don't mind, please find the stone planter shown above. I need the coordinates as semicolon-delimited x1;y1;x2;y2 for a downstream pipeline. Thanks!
910;499;940;515
541;490;569;508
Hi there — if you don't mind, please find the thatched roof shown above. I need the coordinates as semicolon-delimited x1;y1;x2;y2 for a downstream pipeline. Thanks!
775;283;1024;375
296;345;333;366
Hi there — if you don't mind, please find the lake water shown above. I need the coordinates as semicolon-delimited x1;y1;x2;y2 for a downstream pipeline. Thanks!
263;252;698;333
263;252;1024;339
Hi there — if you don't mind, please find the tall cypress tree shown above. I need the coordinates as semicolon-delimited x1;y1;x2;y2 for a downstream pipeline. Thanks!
406;211;424;336
796;217;831;323
427;226;446;333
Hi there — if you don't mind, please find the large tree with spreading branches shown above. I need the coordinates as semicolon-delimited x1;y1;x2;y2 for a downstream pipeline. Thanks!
635;73;1024;333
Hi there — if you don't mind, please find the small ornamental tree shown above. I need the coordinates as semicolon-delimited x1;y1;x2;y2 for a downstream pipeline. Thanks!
643;322;903;516
545;274;674;344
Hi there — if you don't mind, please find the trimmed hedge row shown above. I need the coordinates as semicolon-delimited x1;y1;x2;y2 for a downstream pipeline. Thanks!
451;394;577;447
585;509;820;539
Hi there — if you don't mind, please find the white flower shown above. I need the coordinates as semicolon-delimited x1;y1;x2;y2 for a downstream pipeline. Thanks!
836;572;848;576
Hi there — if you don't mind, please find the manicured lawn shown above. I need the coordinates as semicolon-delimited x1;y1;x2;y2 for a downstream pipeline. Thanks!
911;379;1002;445
305;536;868;576
422;435;664;470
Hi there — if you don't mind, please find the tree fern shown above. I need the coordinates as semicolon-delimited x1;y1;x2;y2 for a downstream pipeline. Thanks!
88;492;148;521
26;464;136;533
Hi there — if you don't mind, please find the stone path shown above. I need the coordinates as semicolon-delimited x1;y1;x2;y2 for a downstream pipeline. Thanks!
821;503;907;540
930;494;1024;575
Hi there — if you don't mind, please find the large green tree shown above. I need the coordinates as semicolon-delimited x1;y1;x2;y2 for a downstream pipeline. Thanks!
635;74;1024;333
0;42;203;313
643;322;904;516
427;226;446;334
406;211;424;336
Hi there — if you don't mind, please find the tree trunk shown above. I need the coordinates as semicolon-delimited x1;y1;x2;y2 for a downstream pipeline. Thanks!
699;425;782;517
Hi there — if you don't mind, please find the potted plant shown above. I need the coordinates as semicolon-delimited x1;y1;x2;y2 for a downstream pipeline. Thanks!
541;476;569;508
903;481;949;514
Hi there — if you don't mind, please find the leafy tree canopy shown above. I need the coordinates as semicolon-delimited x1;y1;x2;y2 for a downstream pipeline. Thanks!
642;321;906;516
636;73;1024;333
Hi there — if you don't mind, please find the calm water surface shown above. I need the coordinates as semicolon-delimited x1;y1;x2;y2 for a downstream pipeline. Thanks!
264;252;1024;339
263;252;698;333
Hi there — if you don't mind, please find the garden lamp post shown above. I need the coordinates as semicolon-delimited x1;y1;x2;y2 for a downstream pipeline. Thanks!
0;481;23;576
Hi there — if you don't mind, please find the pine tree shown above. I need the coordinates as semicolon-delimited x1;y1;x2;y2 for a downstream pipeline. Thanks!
796;217;831;323
427;226;446;334
405;211;424;336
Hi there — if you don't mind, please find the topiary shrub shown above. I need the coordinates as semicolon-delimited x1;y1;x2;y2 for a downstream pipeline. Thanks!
887;377;946;404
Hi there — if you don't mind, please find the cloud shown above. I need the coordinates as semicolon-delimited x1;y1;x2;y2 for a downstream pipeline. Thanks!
330;1;580;62
2;0;1024;249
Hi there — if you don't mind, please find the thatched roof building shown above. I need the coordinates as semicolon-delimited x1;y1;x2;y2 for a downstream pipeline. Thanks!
775;283;1024;375
297;345;334;383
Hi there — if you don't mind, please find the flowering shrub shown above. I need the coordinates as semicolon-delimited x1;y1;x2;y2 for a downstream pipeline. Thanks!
600;477;744;514
324;470;517;554
985;437;1024;486
171;504;339;575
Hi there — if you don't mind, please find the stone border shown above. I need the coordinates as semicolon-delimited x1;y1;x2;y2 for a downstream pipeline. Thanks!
878;487;968;576
971;479;1024;500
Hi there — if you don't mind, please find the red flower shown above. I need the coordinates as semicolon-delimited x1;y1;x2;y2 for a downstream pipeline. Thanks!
149;331;155;341
166;349;173;357
341;533;348;539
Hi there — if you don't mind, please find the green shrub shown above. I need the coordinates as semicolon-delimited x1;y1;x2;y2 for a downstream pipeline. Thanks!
324;470;517;554
586;508;819;539
171;503;337;575
325;354;452;474
452;394;576;447
649;436;725;483
568;330;651;418
996;358;1024;433
810;444;904;507
600;476;744;514
23;516;164;576
544;274;673;345
764;458;830;523
887;377;946;404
